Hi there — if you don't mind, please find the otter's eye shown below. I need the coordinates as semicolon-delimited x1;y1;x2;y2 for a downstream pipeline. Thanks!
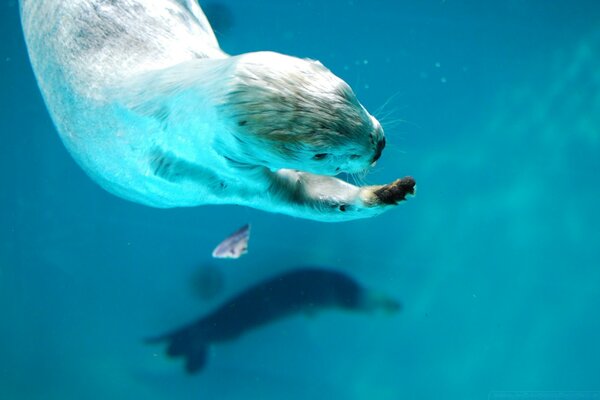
313;153;328;160
350;154;360;160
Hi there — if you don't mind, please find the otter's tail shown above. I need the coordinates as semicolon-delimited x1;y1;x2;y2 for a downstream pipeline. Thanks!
145;328;209;374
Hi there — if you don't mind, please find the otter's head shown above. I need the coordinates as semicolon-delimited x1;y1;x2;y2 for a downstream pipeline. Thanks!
218;52;385;175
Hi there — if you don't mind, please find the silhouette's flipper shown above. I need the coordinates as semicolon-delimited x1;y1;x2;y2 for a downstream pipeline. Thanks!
184;346;208;373
146;326;210;374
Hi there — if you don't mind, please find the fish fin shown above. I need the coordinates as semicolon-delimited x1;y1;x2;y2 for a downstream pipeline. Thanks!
234;224;251;237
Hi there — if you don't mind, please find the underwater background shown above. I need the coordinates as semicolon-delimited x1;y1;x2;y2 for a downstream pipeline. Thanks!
1;0;600;399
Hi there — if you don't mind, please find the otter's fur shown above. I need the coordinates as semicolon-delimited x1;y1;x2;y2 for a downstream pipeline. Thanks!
20;0;415;221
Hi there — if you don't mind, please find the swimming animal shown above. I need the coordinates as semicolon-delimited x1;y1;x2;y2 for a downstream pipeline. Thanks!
20;0;415;222
147;267;400;373
212;224;250;259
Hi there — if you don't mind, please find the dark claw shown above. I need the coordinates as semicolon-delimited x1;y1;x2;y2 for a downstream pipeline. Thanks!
373;176;416;205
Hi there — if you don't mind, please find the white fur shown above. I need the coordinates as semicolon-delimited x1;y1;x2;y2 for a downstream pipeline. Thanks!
20;0;411;222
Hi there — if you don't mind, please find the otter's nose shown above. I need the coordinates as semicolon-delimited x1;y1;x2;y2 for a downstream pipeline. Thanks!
372;137;386;162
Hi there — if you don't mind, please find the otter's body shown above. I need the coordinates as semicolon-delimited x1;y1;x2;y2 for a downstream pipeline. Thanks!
20;0;229;206
20;0;415;221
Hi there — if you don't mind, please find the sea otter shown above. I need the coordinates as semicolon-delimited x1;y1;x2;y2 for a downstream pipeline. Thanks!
20;0;415;221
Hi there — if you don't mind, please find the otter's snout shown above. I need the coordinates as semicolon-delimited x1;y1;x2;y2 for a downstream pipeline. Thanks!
372;137;386;163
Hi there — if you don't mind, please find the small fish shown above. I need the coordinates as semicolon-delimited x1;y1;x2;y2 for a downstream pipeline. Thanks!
211;224;250;259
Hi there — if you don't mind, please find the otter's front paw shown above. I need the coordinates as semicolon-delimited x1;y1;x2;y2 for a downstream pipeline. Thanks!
362;176;416;207
374;176;416;204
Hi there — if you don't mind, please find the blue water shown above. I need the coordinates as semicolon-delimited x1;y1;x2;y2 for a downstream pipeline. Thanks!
2;1;600;399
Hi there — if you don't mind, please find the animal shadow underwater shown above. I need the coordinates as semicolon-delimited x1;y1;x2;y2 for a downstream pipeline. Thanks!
147;267;400;373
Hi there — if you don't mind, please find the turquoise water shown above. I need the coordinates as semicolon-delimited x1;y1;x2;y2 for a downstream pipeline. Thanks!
1;1;600;399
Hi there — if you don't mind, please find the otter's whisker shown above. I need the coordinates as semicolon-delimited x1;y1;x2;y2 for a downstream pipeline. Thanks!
353;173;362;186
351;168;370;186
379;115;404;127
379;113;421;132
376;108;399;125
348;173;357;185
374;91;404;117
382;117;423;131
